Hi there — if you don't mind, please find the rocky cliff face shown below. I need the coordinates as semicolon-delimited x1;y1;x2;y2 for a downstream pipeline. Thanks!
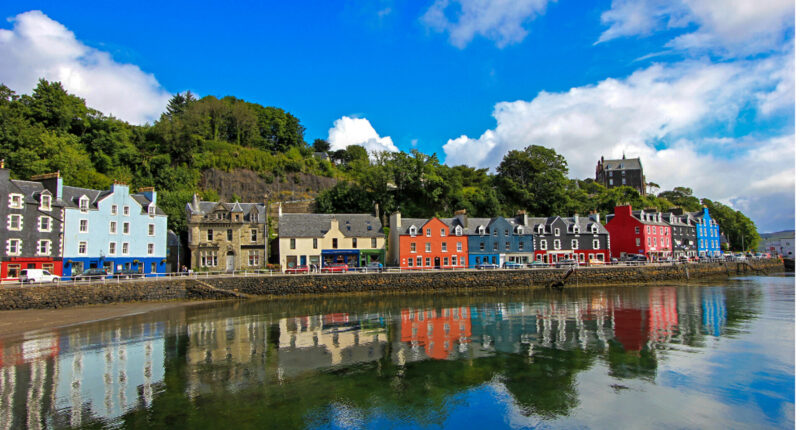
200;168;339;204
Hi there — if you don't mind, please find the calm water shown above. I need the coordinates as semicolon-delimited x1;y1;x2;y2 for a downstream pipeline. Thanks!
0;275;794;429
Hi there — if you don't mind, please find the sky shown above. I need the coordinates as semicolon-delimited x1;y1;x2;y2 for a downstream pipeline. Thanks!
0;1;794;233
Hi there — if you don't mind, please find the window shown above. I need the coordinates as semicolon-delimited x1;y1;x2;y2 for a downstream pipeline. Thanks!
122;242;129;255
571;239;578;249
7;264;19;278
79;219;88;233
148;204;156;217
554;239;561;250
635;226;640;234
38;216;51;232
7;214;22;231
609;178;614;185
505;242;510;251
40;194;51;210
460;257;465;266
519;242;524;251
493;229;497;237
148;243;154;255
660;227;664;235
248;250;260;266
371;237;377;248
442;242;447;252
425;257;431;267
111;204;118;215
443;257;449;266
109;242;117;255
593;239;600;250
123;206;130;216
352;238;358;248
554;228;560;236
313;238;318;249
109;221;117;234
407;258;414;267
426;228;431;237
39;239;51;255
636;237;641;246
410;242;417;253
493;242;498;251
646;226;650;234
290;238;296;249
227;229;233;241
440;228;446;237
122;222;130;235
457;242;462;252
540;240;547;250
648;237;652;246
455;226;463;236
417;256;422;267
479;243;485;251
478;226;485;235
201;251;218;267
207;229;213;241
148;224;155;236
621;178;626;185
9;194;23;209
78;241;87;255
332;238;338;249
425;242;431;253
409;226;417;237
660;238;664;247
79;196;89;212
251;229;258;242
452;255;458;265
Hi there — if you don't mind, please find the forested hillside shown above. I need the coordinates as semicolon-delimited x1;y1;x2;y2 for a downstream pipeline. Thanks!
0;79;760;250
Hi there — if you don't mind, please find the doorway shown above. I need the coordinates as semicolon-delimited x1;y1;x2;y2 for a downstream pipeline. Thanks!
226;251;235;272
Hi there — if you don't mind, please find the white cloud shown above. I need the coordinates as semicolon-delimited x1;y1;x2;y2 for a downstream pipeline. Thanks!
327;116;399;155
441;56;794;231
421;0;552;48
0;10;170;124
597;0;794;55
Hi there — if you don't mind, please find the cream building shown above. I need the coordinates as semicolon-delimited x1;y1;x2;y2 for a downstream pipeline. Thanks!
277;212;385;271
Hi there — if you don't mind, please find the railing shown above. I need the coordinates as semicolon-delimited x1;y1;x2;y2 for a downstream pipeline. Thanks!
1;256;776;286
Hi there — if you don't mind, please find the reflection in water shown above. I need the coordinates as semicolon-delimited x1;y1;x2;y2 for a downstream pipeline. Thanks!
0;278;792;429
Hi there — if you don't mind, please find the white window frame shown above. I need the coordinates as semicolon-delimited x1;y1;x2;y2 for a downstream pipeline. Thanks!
38;216;52;233
478;226;485;235
516;226;524;234
109;221;117;234
147;243;154;256
455;226;463;236
571;239;578;249
593;239;600;250
440;228;446;237
111;204;118;215
123;222;130;235
8;193;23;209
6;239;22;256
425;242;431;253
7;214;22;231
148;223;155;236
409;226;417;237
37;239;51;256
79;219;88;233
79;196;89;212
123;205;130;216
457;242;462;252
540;240;547;250
109;242;117;255
591;224;599;234
554;239;561;250
426;228;431;237
122;242;130;255
39;194;51;211
248;250;260;266
78;241;87;255
554;228;560;236
410;242;417;253
441;242;447;252
148;203;156;217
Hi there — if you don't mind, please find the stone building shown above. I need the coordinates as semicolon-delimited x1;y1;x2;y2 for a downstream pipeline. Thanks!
595;155;646;195
185;195;268;272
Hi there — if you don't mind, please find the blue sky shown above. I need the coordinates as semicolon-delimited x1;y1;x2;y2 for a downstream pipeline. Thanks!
0;1;794;232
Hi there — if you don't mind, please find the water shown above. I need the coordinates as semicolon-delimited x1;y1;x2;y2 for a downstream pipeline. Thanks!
0;275;794;429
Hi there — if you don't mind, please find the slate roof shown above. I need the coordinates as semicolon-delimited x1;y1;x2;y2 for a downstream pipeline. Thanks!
520;215;608;235
167;230;181;247
62;185;109;209
186;201;266;223
602;158;643;171
632;210;670;226
131;194;167;215
9;179;65;207
279;213;383;238
397;217;467;235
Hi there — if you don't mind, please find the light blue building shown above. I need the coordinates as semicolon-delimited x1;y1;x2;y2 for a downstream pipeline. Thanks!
693;207;721;257
61;183;168;278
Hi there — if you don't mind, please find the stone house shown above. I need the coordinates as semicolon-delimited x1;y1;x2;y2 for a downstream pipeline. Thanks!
595;155;646;195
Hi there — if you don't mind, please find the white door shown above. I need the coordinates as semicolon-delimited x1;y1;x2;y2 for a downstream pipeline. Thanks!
226;255;235;272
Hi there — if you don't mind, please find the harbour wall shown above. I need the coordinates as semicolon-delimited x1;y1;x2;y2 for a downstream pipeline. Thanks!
0;260;784;310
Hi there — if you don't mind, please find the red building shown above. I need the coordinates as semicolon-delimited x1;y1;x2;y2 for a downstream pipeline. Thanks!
400;307;471;359
390;216;468;269
604;206;672;260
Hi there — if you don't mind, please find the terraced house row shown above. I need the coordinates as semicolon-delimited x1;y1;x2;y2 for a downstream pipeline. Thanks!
0;164;167;280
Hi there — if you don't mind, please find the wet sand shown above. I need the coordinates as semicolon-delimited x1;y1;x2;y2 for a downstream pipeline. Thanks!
0;300;214;339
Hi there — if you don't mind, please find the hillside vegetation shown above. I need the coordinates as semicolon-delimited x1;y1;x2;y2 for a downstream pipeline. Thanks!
0;80;759;250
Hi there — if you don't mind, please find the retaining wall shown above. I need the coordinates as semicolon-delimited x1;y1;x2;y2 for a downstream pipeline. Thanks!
0;260;783;310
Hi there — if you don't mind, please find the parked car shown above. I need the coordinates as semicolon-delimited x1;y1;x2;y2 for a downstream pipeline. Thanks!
503;262;524;269
625;254;647;264
476;263;500;270
72;268;109;281
19;269;60;283
527;261;549;268
112;268;141;279
588;258;605;266
285;265;311;274
365;262;384;272
321;264;349;273
556;259;578;268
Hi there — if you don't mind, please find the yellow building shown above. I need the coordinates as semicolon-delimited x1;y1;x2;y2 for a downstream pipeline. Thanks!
277;212;385;271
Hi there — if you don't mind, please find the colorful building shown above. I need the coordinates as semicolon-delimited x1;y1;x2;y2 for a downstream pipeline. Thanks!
667;209;697;258
61;183;167;277
528;214;611;264
459;214;534;267
692;207;721;257
388;214;468;269
0;168;64;280
277;212;385;271
604;206;672;260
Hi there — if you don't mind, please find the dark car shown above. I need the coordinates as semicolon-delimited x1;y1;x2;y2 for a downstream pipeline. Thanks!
73;268;109;281
112;268;141;279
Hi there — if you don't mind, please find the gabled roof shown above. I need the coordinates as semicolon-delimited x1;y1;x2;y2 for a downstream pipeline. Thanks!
8;179;65;207
62;185;108;209
632;210;670;226
603;158;643;171
279;213;383;238
186;201;266;223
131;194;167;216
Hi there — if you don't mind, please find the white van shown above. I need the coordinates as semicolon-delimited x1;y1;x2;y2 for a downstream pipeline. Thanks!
19;269;60;283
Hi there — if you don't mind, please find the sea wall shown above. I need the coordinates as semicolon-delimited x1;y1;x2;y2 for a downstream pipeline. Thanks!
0;260;783;310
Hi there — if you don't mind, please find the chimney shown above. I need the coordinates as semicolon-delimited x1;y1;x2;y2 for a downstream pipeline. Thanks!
574;213;579;225
454;209;467;228
31;171;63;200
138;187;156;205
588;211;599;223
192;193;200;212
516;209;528;226
374;202;380;219
278;202;283;218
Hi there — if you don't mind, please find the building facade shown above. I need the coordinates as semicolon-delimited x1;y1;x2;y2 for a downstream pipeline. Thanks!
692;207;721;257
61;183;167;277
527;214;611;264
277;212;385;271
667;209;697;258
186;196;268;272
388;214;468;269
604;206;672;260
595;155;646;195
461;216;534;267
0;169;64;280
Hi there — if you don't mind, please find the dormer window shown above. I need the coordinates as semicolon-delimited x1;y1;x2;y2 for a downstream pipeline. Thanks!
537;225;544;234
455;226;463;236
409;226;417;237
79;196;89;212
478;226;485;235
573;225;580;234
148;204;156;217
591;224;599;234
8;194;23;209
516;226;524;234
40;194;51;211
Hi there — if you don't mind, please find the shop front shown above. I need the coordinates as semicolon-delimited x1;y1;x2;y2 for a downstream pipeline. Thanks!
358;249;385;266
322;249;360;268
1;257;63;281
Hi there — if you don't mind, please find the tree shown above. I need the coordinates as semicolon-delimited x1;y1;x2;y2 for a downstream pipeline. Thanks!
646;182;660;195
658;187;701;211
312;139;331;153
495;145;570;216
702;199;759;251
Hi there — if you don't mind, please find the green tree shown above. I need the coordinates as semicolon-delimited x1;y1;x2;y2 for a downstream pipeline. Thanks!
312;138;331;152
658;186;702;211
495;145;570;216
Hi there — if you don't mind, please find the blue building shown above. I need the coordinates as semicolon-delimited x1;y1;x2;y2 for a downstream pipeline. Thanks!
61;183;168;278
692;207;721;257
455;214;534;267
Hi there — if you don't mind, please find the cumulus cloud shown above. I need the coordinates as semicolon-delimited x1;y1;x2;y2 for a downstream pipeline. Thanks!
0;10;170;124
441;56;794;231
327;116;399;155
421;0;552;48
597;0;794;55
